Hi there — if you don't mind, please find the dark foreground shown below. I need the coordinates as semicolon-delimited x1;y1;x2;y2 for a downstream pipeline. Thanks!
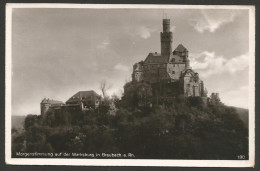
12;97;248;160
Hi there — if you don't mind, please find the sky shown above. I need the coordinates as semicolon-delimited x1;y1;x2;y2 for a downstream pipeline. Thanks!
11;7;250;115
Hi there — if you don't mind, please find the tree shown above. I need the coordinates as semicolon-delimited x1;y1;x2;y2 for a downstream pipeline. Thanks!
24;114;40;131
100;80;112;99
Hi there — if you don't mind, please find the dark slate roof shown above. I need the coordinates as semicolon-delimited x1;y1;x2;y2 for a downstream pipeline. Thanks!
174;44;188;52
144;52;167;64
41;98;63;104
66;90;100;103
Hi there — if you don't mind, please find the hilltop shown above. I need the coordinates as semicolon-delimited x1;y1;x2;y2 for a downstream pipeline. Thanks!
12;95;248;160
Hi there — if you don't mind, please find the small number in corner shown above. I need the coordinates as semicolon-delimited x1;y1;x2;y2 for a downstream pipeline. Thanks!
237;155;245;159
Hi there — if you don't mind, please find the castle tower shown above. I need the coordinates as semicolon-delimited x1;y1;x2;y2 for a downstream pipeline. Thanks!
160;19;173;57
132;62;143;82
185;58;191;69
40;98;50;115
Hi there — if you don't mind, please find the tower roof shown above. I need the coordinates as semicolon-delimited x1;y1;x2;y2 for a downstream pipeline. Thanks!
174;44;188;52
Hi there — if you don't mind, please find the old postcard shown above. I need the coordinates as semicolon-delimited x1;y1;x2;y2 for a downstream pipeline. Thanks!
5;4;255;167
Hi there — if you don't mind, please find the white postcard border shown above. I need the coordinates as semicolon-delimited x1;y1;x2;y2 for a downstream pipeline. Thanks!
5;3;255;167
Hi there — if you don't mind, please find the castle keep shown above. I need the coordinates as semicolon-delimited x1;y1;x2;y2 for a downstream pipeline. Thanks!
127;19;209;104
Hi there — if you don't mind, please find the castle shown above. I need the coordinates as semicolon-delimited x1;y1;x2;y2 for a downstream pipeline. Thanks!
125;18;220;105
41;18;222;115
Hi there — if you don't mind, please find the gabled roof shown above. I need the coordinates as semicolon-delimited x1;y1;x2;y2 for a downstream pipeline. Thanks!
144;52;167;64
41;98;63;104
182;69;198;77
66;90;100;103
174;44;188;52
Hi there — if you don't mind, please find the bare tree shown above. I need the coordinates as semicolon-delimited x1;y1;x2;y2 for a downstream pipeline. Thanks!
100;80;112;98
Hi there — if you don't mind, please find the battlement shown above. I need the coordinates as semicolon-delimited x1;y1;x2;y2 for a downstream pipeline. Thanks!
163;19;171;32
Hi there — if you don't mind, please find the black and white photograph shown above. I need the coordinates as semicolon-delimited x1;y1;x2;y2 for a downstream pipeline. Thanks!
5;4;255;167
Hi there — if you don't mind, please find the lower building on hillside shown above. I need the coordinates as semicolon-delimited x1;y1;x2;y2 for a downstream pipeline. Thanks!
40;90;102;115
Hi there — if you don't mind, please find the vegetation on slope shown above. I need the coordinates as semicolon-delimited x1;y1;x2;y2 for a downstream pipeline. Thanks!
12;101;248;159
12;83;248;159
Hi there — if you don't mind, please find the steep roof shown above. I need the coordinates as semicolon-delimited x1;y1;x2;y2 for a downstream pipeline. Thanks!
144;52;167;64
174;44;188;52
150;52;161;56
66;90;100;103
182;69;198;77
41;98;63;104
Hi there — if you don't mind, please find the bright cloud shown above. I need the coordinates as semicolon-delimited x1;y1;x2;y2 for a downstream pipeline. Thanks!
190;51;249;78
136;26;156;39
114;63;130;72
190;10;237;33
170;26;176;32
